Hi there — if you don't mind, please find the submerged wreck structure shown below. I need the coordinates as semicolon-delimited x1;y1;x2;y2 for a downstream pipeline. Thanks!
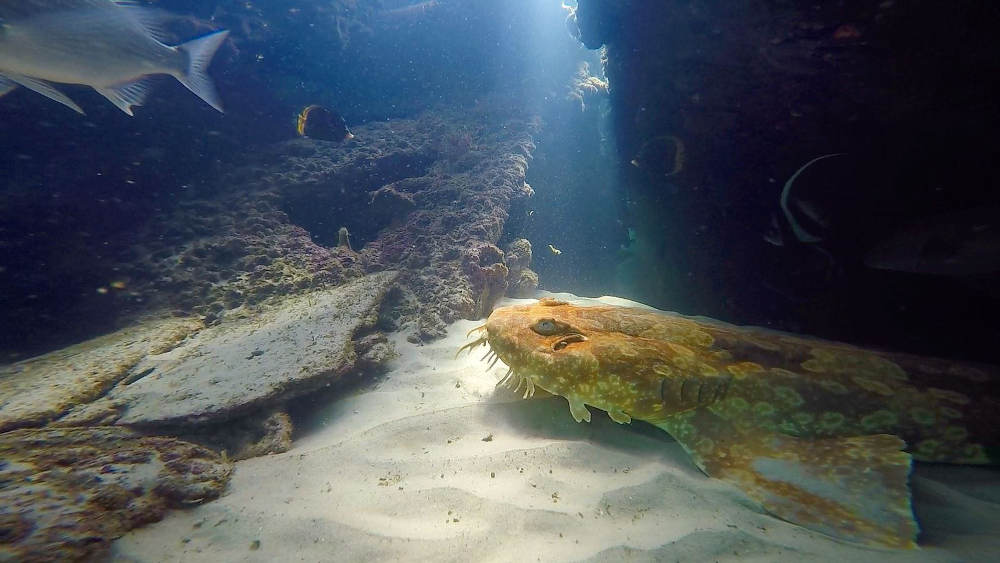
0;105;541;559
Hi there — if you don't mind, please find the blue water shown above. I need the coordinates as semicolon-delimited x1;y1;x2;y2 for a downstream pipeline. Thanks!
0;0;1000;360
2;2;999;560
0;0;622;355
1;1;998;364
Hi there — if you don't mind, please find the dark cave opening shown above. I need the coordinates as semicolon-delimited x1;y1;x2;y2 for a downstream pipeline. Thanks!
280;151;436;249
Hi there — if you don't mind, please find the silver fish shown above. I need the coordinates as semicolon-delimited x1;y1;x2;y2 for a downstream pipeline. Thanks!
0;0;228;115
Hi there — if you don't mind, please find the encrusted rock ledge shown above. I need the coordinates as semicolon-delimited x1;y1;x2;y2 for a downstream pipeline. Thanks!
110;104;539;343
0;271;400;559
0;102;541;558
0;426;232;562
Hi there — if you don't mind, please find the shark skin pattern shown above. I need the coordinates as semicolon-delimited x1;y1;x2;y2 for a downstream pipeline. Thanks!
461;298;1000;549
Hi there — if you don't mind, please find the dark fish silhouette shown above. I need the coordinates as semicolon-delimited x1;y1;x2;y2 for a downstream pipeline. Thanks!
296;105;354;142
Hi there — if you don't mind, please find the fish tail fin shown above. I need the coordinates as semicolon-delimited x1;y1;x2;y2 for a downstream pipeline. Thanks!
655;410;918;548
175;29;229;113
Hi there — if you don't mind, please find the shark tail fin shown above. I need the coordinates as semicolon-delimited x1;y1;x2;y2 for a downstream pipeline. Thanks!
175;29;229;113
655;409;918;549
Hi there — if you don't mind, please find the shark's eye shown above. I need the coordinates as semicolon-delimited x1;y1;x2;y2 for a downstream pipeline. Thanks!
532;318;562;336
553;334;587;351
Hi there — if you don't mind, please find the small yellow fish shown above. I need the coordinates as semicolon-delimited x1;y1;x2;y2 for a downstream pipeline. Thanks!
547;244;561;255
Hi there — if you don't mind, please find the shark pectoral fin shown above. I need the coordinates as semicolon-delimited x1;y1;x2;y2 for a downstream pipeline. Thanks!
564;394;591;423
96;77;155;116
655;409;917;549
608;408;631;424
115;3;181;44
2;73;84;114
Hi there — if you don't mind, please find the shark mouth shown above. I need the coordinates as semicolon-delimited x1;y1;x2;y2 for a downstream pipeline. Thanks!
457;324;537;399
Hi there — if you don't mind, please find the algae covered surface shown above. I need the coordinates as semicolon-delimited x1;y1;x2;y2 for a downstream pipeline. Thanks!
0;426;232;562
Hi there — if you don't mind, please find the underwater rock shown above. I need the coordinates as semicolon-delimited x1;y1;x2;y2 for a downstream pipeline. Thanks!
176;409;295;462
357;110;538;339
147;201;360;321
0;426;231;561
508;268;539;298
475;261;509;318
353;332;396;373
412;310;448;343
504;238;533;276
0;317;202;433
4;107;536;354
338;109;537;341
504;238;539;298
117;108;536;345
368;182;418;224
464;243;509;318
60;271;399;427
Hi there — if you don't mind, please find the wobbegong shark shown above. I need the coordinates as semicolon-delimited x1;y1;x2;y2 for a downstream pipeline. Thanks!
460;298;1000;549
0;0;228;115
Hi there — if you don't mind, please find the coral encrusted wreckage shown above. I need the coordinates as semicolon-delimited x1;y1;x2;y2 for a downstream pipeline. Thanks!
0;105;540;558
103;106;538;341
0;426;232;561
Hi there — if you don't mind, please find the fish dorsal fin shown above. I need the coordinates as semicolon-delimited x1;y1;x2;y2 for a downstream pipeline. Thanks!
0;1;116;20
95;77;155;116
112;2;182;45
654;408;917;549
3;2;175;45
0;73;84;114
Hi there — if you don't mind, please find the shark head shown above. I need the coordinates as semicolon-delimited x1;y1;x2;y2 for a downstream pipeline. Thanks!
465;299;602;411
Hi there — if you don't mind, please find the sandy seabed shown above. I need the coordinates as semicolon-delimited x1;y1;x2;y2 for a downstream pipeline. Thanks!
112;294;1000;562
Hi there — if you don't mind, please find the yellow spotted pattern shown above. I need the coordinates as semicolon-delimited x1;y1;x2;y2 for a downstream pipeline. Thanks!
927;388;970;405
481;298;994;474
727;362;764;378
